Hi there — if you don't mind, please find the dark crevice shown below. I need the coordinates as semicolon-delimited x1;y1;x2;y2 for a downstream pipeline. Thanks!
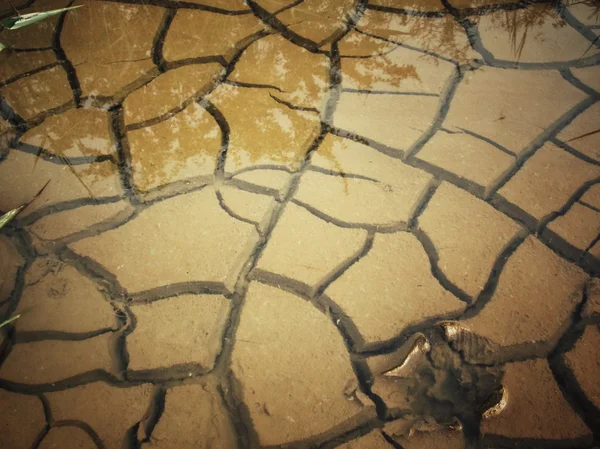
250;269;311;298
341;88;440;97
0;370;122;394
139;385;166;443
560;68;600;97
357;311;465;356
538;176;600;233
555;0;600;51
140;177;212;205
124;422;141;449
330;126;406;160
0;231;35;351
548;326;600;441
39;393;53;424
441;0;496;62
382;431;406;449
404;64;465;159
314;232;374;298
127;281;228;304
223;79;284;91
539;227;600;276
306;164;380;183
109;106;137;199
59;247;126;300
313;420;383;449
128;364;208;382
408;156;486;197
152;8;177;72
113;307;133;381
321;298;368;354
0;325;16;368
218;374;259;449
269;93;320;113
10;101;76;130
99;0;251;15
456;127;517;158
0;62;60;88
15;327;113;344
246;0;321;53
550;287;589;358
222;29;273;72
411;228;473;305
462;229;529;319
0;95;27;129
30;394;52;448
443;317;572;367
52;1;82;107
226;177;281;201
199;98;230;181
14;142;116;165
489;194;538;231
550;137;600;167
18;195;123;227
38;207;138;250
265;410;380;449
98;67;161;108
579;200;600;213
210;290;243;374
583;233;600;256
292;197;408;233
439;127;459;134
52;420;105;449
316;0;368;50
163;54;227;70
228;163;294;177
215;188;260;228
29;426;50;449
123;83;217;132
408;178;440;228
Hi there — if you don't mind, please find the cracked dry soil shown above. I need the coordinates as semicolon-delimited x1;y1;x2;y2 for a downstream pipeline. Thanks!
1;0;600;448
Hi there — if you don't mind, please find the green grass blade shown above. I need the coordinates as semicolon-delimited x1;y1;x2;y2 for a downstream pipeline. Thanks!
0;5;82;30
0;314;20;329
0;205;25;230
0;180;50;230
0;42;5;52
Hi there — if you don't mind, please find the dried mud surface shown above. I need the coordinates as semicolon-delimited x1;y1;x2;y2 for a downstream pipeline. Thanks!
1;0;600;448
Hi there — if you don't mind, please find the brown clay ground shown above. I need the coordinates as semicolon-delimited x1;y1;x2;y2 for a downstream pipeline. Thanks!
1;0;600;448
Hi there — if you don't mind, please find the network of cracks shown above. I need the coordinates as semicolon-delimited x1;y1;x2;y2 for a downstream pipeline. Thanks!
0;0;600;448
